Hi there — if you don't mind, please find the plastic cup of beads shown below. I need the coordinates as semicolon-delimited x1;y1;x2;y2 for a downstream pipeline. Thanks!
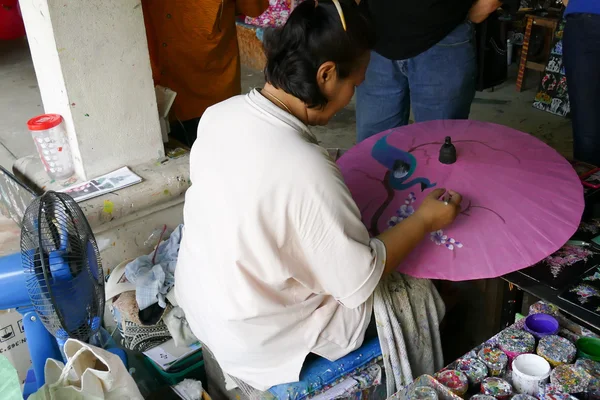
497;328;536;366
27;114;74;180
577;337;600;362
478;346;508;376
524;313;559;339
455;358;488;387
434;369;468;397
512;354;551;396
537;335;577;367
408;386;438;399
480;377;513;399
550;364;592;394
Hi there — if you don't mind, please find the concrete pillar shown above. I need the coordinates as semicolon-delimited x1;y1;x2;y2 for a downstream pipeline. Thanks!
19;0;163;180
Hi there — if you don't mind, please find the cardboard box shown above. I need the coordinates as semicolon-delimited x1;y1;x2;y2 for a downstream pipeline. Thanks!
0;310;32;385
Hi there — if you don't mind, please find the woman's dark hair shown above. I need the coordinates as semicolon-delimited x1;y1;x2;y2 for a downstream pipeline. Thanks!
263;0;375;108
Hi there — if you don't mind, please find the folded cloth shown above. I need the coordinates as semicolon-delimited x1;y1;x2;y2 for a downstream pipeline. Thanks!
374;272;445;397
125;224;183;310
163;307;198;348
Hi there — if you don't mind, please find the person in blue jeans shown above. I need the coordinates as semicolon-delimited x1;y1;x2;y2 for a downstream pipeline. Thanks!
355;0;501;142
562;0;600;166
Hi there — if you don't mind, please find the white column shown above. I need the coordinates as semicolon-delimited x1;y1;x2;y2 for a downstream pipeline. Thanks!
19;0;163;180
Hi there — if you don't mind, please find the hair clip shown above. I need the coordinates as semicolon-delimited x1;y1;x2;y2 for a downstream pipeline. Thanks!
331;0;347;31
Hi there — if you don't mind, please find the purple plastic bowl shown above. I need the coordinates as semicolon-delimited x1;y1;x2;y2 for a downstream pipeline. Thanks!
524;313;559;339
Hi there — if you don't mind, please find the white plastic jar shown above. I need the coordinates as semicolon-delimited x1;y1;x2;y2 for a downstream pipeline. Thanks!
27;114;74;180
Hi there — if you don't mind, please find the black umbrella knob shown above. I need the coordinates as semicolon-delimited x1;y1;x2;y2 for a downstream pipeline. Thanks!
439;136;457;165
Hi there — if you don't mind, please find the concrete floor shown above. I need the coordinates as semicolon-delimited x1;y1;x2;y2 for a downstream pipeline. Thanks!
242;67;574;156
0;38;42;171
1;37;573;172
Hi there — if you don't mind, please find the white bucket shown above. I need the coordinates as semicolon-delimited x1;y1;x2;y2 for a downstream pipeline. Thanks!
512;354;552;396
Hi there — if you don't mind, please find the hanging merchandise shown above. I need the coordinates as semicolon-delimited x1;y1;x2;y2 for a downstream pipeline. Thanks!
533;18;570;117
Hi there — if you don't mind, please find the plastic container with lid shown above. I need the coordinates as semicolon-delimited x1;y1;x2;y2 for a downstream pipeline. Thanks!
497;329;536;365
434;369;468;396
480;377;513;399
550;364;591;394
27;114;74;180
455;358;488;386
407;386;438;399
537;335;577;367
478;346;508;376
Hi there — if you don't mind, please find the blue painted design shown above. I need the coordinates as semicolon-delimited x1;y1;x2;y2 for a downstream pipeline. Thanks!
255;27;264;42
371;135;436;192
268;337;382;400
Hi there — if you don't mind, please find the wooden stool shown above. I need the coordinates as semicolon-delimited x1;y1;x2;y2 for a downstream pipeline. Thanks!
516;14;559;92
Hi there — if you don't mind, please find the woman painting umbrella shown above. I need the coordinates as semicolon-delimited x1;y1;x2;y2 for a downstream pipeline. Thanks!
175;0;463;397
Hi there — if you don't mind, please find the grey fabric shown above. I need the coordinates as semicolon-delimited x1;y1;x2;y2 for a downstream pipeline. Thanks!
163;307;197;348
374;273;445;397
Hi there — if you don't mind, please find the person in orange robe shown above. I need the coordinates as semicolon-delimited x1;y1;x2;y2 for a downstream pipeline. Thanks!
142;0;269;146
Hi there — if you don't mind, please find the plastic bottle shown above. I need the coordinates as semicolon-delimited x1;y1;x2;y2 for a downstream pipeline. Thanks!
27;114;74;180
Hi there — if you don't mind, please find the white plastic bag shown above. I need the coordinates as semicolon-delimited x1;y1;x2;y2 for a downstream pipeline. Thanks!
30;339;143;400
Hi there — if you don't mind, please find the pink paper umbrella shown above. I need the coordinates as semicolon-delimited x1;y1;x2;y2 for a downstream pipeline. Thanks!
337;120;584;281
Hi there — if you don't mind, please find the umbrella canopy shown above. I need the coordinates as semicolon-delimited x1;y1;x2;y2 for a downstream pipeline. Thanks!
338;120;584;281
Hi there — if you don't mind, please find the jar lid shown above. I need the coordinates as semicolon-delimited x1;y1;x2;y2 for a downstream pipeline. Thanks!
481;377;512;397
435;369;468;394
537;335;577;366
456;358;488;385
27;114;63;131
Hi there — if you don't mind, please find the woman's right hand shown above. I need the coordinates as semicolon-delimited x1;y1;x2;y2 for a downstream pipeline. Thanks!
413;188;462;232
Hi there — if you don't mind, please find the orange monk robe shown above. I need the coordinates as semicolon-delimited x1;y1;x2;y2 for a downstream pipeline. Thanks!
142;0;268;122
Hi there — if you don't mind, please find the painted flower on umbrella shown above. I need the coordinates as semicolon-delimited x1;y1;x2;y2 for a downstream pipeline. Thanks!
431;230;463;251
571;284;600;304
388;192;417;227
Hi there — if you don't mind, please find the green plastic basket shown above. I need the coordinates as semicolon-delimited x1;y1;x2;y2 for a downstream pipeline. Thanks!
145;350;206;386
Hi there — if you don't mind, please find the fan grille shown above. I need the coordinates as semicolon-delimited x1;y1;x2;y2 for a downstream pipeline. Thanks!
20;191;105;341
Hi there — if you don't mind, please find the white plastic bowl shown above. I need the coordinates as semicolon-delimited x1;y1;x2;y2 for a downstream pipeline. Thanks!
512;354;552;396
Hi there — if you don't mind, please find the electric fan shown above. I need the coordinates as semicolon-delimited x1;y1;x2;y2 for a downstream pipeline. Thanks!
0;191;105;391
